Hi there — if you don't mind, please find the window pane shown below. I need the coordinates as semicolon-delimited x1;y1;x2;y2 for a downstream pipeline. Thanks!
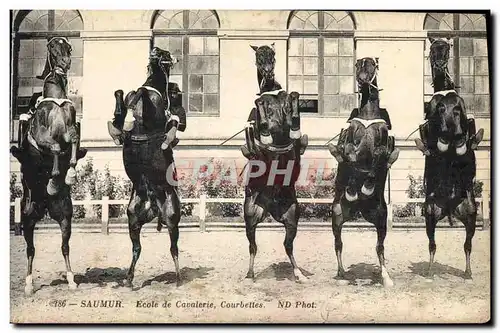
303;57;318;75
474;39;488;56
338;38;353;56
339;95;356;115
170;56;183;75
303;77;318;94
18;78;33;96
154;37;169;51
324;57;338;75
32;58;46;77
289;38;303;56
288;76;303;93
459;38;474;57
460;76;474;93
205;37;219;55
18;59;33;77
169;37;183;56
303;38;318;56
424;57;432;75
474;57;488;75
339;76;353;94
189;94;202;113
203;94;219;114
324;76;339;94
203;75;219;94
189;74;203;93
472;95;490;116
475;76;489;94
69;58;83;76
19;40;33;58
323;95;339;114
288;57;303;75
338;57;353;75
33;39;46;57
189;37;204;55
324;38;338;56
459;57;473;75
189;56;219;74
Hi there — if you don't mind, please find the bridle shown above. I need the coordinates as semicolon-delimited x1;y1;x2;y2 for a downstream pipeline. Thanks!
43;37;72;81
356;58;381;93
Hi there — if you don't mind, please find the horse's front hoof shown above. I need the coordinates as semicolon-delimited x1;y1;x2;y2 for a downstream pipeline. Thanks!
294;269;309;284
24;284;34;296
65;168;77;185
47;180;59;196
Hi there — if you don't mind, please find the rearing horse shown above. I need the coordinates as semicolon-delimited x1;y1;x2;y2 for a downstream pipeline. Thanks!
241;44;309;283
10;36;85;295
109;47;186;287
415;37;484;279
328;57;399;287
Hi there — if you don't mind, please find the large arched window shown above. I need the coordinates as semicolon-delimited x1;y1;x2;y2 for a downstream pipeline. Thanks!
287;11;356;116
424;13;489;117
12;10;84;118
152;10;220;115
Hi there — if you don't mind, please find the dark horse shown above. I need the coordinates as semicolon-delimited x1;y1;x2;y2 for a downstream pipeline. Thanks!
241;44;309;282
328;57;399;287
10;37;86;295
108;47;186;287
415;37;484;279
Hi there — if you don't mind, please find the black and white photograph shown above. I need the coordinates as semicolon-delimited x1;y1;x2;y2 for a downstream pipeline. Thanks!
7;7;492;324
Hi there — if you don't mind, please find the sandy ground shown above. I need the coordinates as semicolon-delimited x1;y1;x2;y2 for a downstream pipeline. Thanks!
10;228;490;324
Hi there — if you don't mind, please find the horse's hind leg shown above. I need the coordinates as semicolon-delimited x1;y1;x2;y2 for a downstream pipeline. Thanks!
159;189;182;286
283;202;308;283
243;193;265;280
332;200;347;278
455;194;477;279
375;215;393;287
22;213;36;295
48;195;77;290
424;203;441;279
125;190;145;288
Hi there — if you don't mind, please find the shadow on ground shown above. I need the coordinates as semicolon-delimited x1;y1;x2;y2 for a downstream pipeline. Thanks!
334;262;381;286
47;267;128;288
409;261;466;279
255;262;314;282
141;266;214;288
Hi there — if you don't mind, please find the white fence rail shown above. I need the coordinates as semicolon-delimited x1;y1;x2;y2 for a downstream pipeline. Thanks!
10;192;490;235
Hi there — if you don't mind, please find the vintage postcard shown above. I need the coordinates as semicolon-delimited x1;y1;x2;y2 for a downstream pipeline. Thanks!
8;8;491;324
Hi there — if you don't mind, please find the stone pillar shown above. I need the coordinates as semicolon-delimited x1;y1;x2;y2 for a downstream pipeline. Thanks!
80;30;152;143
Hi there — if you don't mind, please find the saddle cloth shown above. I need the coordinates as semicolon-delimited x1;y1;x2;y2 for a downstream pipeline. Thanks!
349;117;387;129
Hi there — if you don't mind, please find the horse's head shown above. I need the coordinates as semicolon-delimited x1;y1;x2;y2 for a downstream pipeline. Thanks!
149;46;177;78
251;43;276;83
429;37;452;74
355;57;379;91
37;37;72;80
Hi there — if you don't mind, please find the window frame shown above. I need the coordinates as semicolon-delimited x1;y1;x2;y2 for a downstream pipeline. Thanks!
424;13;489;118
287;11;357;117
151;10;221;117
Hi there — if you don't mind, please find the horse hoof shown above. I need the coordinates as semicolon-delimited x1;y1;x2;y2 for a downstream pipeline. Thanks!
124;279;133;289
361;184;374;196
382;278;394;288
260;134;273;145
123;121;134;132
47;180;58;196
464;271;473;280
68;282;78;290
345;190;358;202
245;271;255;280
65;168;77;185
24;285;34;296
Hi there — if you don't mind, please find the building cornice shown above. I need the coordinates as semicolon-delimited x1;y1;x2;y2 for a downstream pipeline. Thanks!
218;29;289;40
81;30;153;41
355;30;427;41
